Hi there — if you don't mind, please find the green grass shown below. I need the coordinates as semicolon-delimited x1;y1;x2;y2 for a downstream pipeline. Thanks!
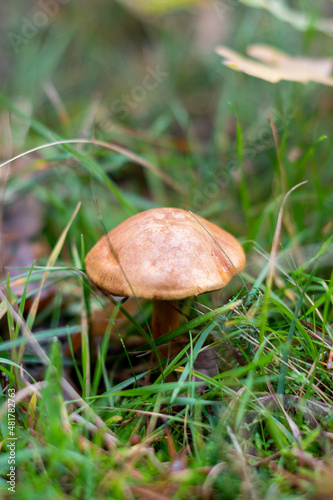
1;0;333;498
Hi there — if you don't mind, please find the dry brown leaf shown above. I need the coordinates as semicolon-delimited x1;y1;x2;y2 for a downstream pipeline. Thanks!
2;196;55;312
216;44;333;86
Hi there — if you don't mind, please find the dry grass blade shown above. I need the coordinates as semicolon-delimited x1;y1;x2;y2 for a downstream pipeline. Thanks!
201;462;226;499
130;485;176;500
254;245;328;327
268;116;303;266
266;379;301;443
291;448;322;470
0;139;185;194
24;202;81;333
260;181;308;383
227;426;256;500
70;413;120;452
0;288;50;366
266;181;308;291
61;378;119;447
43;83;70;125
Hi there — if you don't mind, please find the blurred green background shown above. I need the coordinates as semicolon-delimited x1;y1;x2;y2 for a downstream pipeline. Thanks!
1;0;333;265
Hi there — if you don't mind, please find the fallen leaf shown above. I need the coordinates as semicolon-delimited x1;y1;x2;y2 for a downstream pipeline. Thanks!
248;44;333;76
2;196;43;243
215;44;333;86
2;195;55;311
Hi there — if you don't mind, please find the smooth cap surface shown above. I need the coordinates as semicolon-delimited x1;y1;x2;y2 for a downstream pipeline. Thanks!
85;208;246;300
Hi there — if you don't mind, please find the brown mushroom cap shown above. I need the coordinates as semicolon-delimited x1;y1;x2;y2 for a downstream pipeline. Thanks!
85;208;246;300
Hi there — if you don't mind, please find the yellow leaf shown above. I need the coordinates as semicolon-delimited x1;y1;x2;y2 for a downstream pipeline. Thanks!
105;415;123;425
118;0;206;16
28;392;37;416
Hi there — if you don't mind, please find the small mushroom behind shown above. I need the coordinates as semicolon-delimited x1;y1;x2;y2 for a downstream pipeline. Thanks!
85;207;246;369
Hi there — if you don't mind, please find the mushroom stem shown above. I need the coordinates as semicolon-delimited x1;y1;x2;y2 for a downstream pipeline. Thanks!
151;300;179;360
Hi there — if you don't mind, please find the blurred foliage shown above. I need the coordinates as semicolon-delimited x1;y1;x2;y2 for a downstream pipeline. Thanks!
1;0;333;255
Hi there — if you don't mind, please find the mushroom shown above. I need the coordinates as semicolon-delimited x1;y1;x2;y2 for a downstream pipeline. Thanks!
85;207;245;362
